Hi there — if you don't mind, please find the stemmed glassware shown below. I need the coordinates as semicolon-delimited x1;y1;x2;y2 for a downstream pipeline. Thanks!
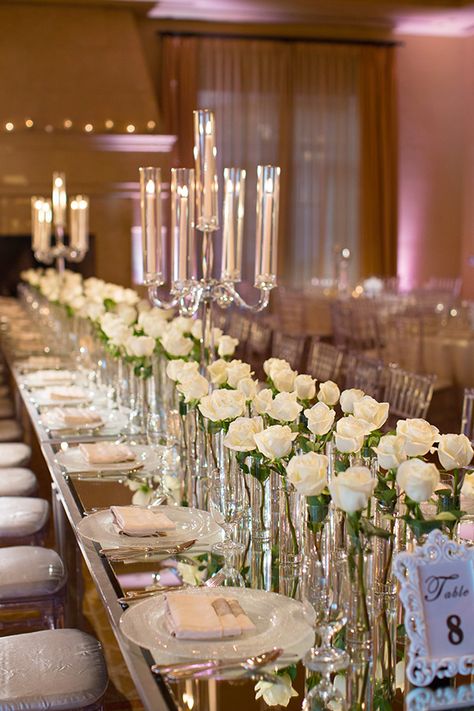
143;415;179;505
209;460;246;587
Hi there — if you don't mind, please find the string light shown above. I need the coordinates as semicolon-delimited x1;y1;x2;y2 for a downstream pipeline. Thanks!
45;125;54;133
25;119;34;128
84;123;93;133
105;119;114;130
147;120;156;130
1;119;147;133
5;122;14;131
64;119;73;129
126;124;136;133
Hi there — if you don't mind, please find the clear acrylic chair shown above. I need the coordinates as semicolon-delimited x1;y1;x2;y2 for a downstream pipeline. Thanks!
272;331;308;372
343;352;385;399
306;340;344;383
227;311;251;359
461;388;474;443
0;496;49;546
382;364;435;421
0;546;66;632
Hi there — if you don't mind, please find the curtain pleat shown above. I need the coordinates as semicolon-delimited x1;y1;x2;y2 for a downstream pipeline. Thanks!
160;35;398;286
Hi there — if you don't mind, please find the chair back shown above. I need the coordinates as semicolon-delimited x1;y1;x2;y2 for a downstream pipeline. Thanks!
306;340;343;383
245;321;272;379
227;311;251;359
461;388;474;443
272;332;307;372
344;352;384;399
383;365;435;420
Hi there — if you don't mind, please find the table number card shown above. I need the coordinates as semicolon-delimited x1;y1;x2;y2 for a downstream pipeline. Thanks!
393;529;474;687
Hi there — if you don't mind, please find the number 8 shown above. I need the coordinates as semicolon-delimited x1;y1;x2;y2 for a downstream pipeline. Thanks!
446;614;464;645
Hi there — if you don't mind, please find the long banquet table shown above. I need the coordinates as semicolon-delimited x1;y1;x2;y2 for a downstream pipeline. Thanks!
3;296;474;711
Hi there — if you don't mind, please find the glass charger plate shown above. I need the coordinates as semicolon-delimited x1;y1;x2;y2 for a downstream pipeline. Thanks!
76;505;223;548
55;443;156;472
31;387;93;407
22;370;77;388
119;587;313;662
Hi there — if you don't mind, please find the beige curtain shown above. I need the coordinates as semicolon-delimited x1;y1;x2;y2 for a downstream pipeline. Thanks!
160;34;397;285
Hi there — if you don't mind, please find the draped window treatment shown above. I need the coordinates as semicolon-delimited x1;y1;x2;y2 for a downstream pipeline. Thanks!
160;34;397;286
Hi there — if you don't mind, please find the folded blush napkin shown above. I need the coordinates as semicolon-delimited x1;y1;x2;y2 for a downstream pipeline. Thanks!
110;505;176;536
49;386;87;401
30;370;73;385
59;409;102;427
165;593;255;640
78;442;135;465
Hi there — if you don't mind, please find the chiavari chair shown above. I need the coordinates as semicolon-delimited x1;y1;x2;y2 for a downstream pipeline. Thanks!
382;364;435;422
461;388;474;443
271;331;308;372
245;320;273;380
343;352;385;399
306;339;343;384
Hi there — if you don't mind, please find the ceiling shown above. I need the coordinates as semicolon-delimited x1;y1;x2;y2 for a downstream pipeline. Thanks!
2;0;474;34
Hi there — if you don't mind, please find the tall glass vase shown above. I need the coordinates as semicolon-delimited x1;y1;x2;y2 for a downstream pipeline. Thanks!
346;542;373;658
126;367;148;435
180;408;208;509
279;478;304;597
247;467;276;591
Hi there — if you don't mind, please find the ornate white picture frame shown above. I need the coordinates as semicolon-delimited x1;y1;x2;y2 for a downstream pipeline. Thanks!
393;529;474;686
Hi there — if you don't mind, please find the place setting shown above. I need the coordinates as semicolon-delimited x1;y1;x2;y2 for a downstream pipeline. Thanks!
40;406;128;439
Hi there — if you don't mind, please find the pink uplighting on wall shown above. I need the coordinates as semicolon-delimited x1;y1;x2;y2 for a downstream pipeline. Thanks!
397;181;428;291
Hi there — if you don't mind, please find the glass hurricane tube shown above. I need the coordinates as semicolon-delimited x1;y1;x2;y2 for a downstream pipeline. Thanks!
221;167;246;282
193;109;219;232
69;195;89;254
254;164;280;289
139;166;164;286
171;168;197;290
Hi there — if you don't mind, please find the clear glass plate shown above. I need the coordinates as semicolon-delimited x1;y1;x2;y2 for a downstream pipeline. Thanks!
119;587;314;662
22;369;76;388
55;443;155;472
31;386;93;407
77;505;223;548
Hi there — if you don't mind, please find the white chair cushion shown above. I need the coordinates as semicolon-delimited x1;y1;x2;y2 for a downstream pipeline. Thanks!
0;629;108;709
0;546;65;599
0;468;37;496
0;497;49;537
0;443;31;467
0;400;14;419
0;420;22;442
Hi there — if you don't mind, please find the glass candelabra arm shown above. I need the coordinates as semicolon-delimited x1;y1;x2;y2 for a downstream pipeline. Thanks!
147;285;179;311
177;283;205;318
218;281;272;313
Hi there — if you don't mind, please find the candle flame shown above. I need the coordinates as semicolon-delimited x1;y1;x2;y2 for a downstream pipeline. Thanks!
226;180;234;194
70;200;78;210
54;177;63;188
180;186;189;198
34;199;44;210
265;178;273;194
205;120;212;135
145;179;155;195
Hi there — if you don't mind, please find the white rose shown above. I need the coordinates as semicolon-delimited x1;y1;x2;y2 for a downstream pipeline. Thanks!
267;391;303;422
304;401;336;436
255;674;298;707
166;359;199;382
136;299;151;314
85;301;105;321
212;327;223;342
329;466;376;513
121;288;140;305
294;374;316;401
263;358;290;378
226;360;253;389
317;380;340;406
207;359;229;386
170;316;194;335
177;561;205;587
461;473;474;500
396;458;440;503
237;377;258;401
353;396;389;431
335;416;367;453
396;419;440;457
272;367;297;393
437;434;474;471
252;388;274;415
254;425;298;460
125;335;155;358
138;310;168;339
223;416;263;452
161;330;194;358
286;452;328;496
373;434;407;470
115;303;137;326
198;389;246;422
190;319;203;340
217;335;239;358
177;373;209;403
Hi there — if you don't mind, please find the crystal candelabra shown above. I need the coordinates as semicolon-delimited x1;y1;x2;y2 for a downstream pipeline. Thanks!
31;172;89;272
139;109;280;356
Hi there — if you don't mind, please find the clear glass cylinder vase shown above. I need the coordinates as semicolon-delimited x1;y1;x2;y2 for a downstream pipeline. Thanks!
346;543;373;659
279;478;305;597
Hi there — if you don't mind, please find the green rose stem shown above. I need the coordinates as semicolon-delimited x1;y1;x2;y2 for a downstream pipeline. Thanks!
347;512;370;634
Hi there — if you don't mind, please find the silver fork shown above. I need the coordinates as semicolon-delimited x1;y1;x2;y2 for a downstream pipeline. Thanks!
118;569;226;603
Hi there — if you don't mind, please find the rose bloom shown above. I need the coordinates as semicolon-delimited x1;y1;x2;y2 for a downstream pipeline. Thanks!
207;359;228;386
317;380;340;407
223;417;263;452
252;388;274;415
138;309;168;339
267;391;303;422
237;377;258;401
353;396;389;431
304;401;335;436
294;374;316;401
396;458;440;503
335;416;367;453
176;374;209;403
437;433;474;471
329;466;376;514
124;335;155;358
461;472;474;500
286;452;328;496
217;335;239;358
254;425;298;460
263;357;291;379
272;366;297;393
198;389;246;422
396;418;440;457
226;360;253;389
340;388;365;414
255;674;298;707
166;359;199;383
170;316;194;335
373;434;407;470
161;330;194;358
